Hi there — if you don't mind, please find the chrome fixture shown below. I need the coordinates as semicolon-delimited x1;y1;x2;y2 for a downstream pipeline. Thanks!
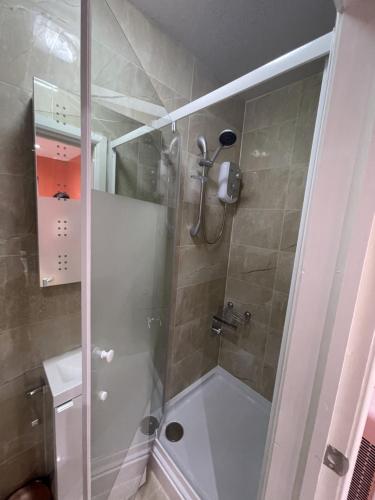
211;302;251;336
197;135;208;160
97;390;108;401
147;316;162;329
25;385;45;398
93;347;114;363
190;129;239;244
211;317;224;336
225;301;252;324
25;385;45;429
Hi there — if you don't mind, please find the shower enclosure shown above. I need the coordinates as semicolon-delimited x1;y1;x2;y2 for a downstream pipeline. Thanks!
81;1;333;498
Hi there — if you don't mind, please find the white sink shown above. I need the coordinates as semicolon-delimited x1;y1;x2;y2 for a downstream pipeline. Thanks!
43;348;82;407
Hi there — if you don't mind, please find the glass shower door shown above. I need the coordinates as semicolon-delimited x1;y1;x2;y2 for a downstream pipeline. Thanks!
89;2;179;498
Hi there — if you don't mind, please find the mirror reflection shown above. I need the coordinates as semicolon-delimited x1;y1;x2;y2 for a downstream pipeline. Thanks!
33;78;82;287
33;78;179;288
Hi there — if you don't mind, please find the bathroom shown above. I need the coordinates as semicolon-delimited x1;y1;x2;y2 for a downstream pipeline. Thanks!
1;0;375;499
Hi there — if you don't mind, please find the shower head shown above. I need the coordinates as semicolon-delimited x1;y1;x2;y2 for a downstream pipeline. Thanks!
219;129;237;148
197;135;208;159
209;129;237;164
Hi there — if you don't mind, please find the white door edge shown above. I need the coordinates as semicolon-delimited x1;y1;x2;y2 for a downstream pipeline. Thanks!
260;1;375;498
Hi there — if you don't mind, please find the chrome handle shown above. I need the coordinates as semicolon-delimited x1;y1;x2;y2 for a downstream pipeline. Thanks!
93;347;114;363
25;385;45;398
42;276;54;287
97;391;108;401
211;326;223;336
147;317;162;329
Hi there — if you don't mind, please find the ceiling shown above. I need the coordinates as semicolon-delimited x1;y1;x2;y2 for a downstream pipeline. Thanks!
130;0;336;85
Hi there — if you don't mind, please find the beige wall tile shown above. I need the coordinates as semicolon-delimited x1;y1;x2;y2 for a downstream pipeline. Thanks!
240;168;289;209
177;243;230;288
285;164;308;210
92;0;140;67
264;330;282;367
0;83;34;176
0;3;80;94
292;119;317;164
225;278;272;325
0;234;37;259
113;0;195;100
175;278;226;326
238;320;268;359
172;315;216;364
270;291;289;333
243;81;302;132
0;312;80;384
274;252;295;294
228;244;277;289
0;5;33;90
219;338;262;392
168;348;217;398
240;120;296;172
260;364;277;401
231;208;284;249
220;74;322;400
299;73;322;120
92;41;161;108
0;444;45;499
0;366;46;495
0;174;36;242
191;60;245;130
280;210;302;252
0;368;44;461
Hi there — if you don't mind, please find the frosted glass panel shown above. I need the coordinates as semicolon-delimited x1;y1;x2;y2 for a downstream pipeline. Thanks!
91;191;174;498
90;2;179;497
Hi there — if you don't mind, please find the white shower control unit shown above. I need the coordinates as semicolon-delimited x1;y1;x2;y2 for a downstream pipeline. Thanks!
218;161;242;204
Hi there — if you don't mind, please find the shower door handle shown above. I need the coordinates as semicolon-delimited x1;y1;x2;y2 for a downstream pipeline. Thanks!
93;347;114;363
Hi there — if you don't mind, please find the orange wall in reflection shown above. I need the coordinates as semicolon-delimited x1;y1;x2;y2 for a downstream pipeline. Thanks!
37;155;81;199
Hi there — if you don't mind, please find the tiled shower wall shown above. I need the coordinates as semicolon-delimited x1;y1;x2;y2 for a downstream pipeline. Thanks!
104;0;322;403
0;1;81;496
219;74;322;401
166;83;244;398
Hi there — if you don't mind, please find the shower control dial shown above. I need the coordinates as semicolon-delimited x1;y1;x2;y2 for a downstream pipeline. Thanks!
93;347;114;363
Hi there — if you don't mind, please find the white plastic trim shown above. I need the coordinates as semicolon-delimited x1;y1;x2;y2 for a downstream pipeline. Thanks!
110;32;333;148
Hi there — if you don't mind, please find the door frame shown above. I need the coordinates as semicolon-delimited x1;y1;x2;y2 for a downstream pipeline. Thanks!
81;0;371;500
81;0;92;498
260;1;375;498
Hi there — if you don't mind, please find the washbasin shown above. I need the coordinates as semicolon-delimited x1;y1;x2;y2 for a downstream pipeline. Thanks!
57;350;82;383
43;348;82;407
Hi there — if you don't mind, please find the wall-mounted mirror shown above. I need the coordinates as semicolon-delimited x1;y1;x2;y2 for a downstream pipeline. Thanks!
33;77;178;287
33;78;112;287
33;78;83;287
